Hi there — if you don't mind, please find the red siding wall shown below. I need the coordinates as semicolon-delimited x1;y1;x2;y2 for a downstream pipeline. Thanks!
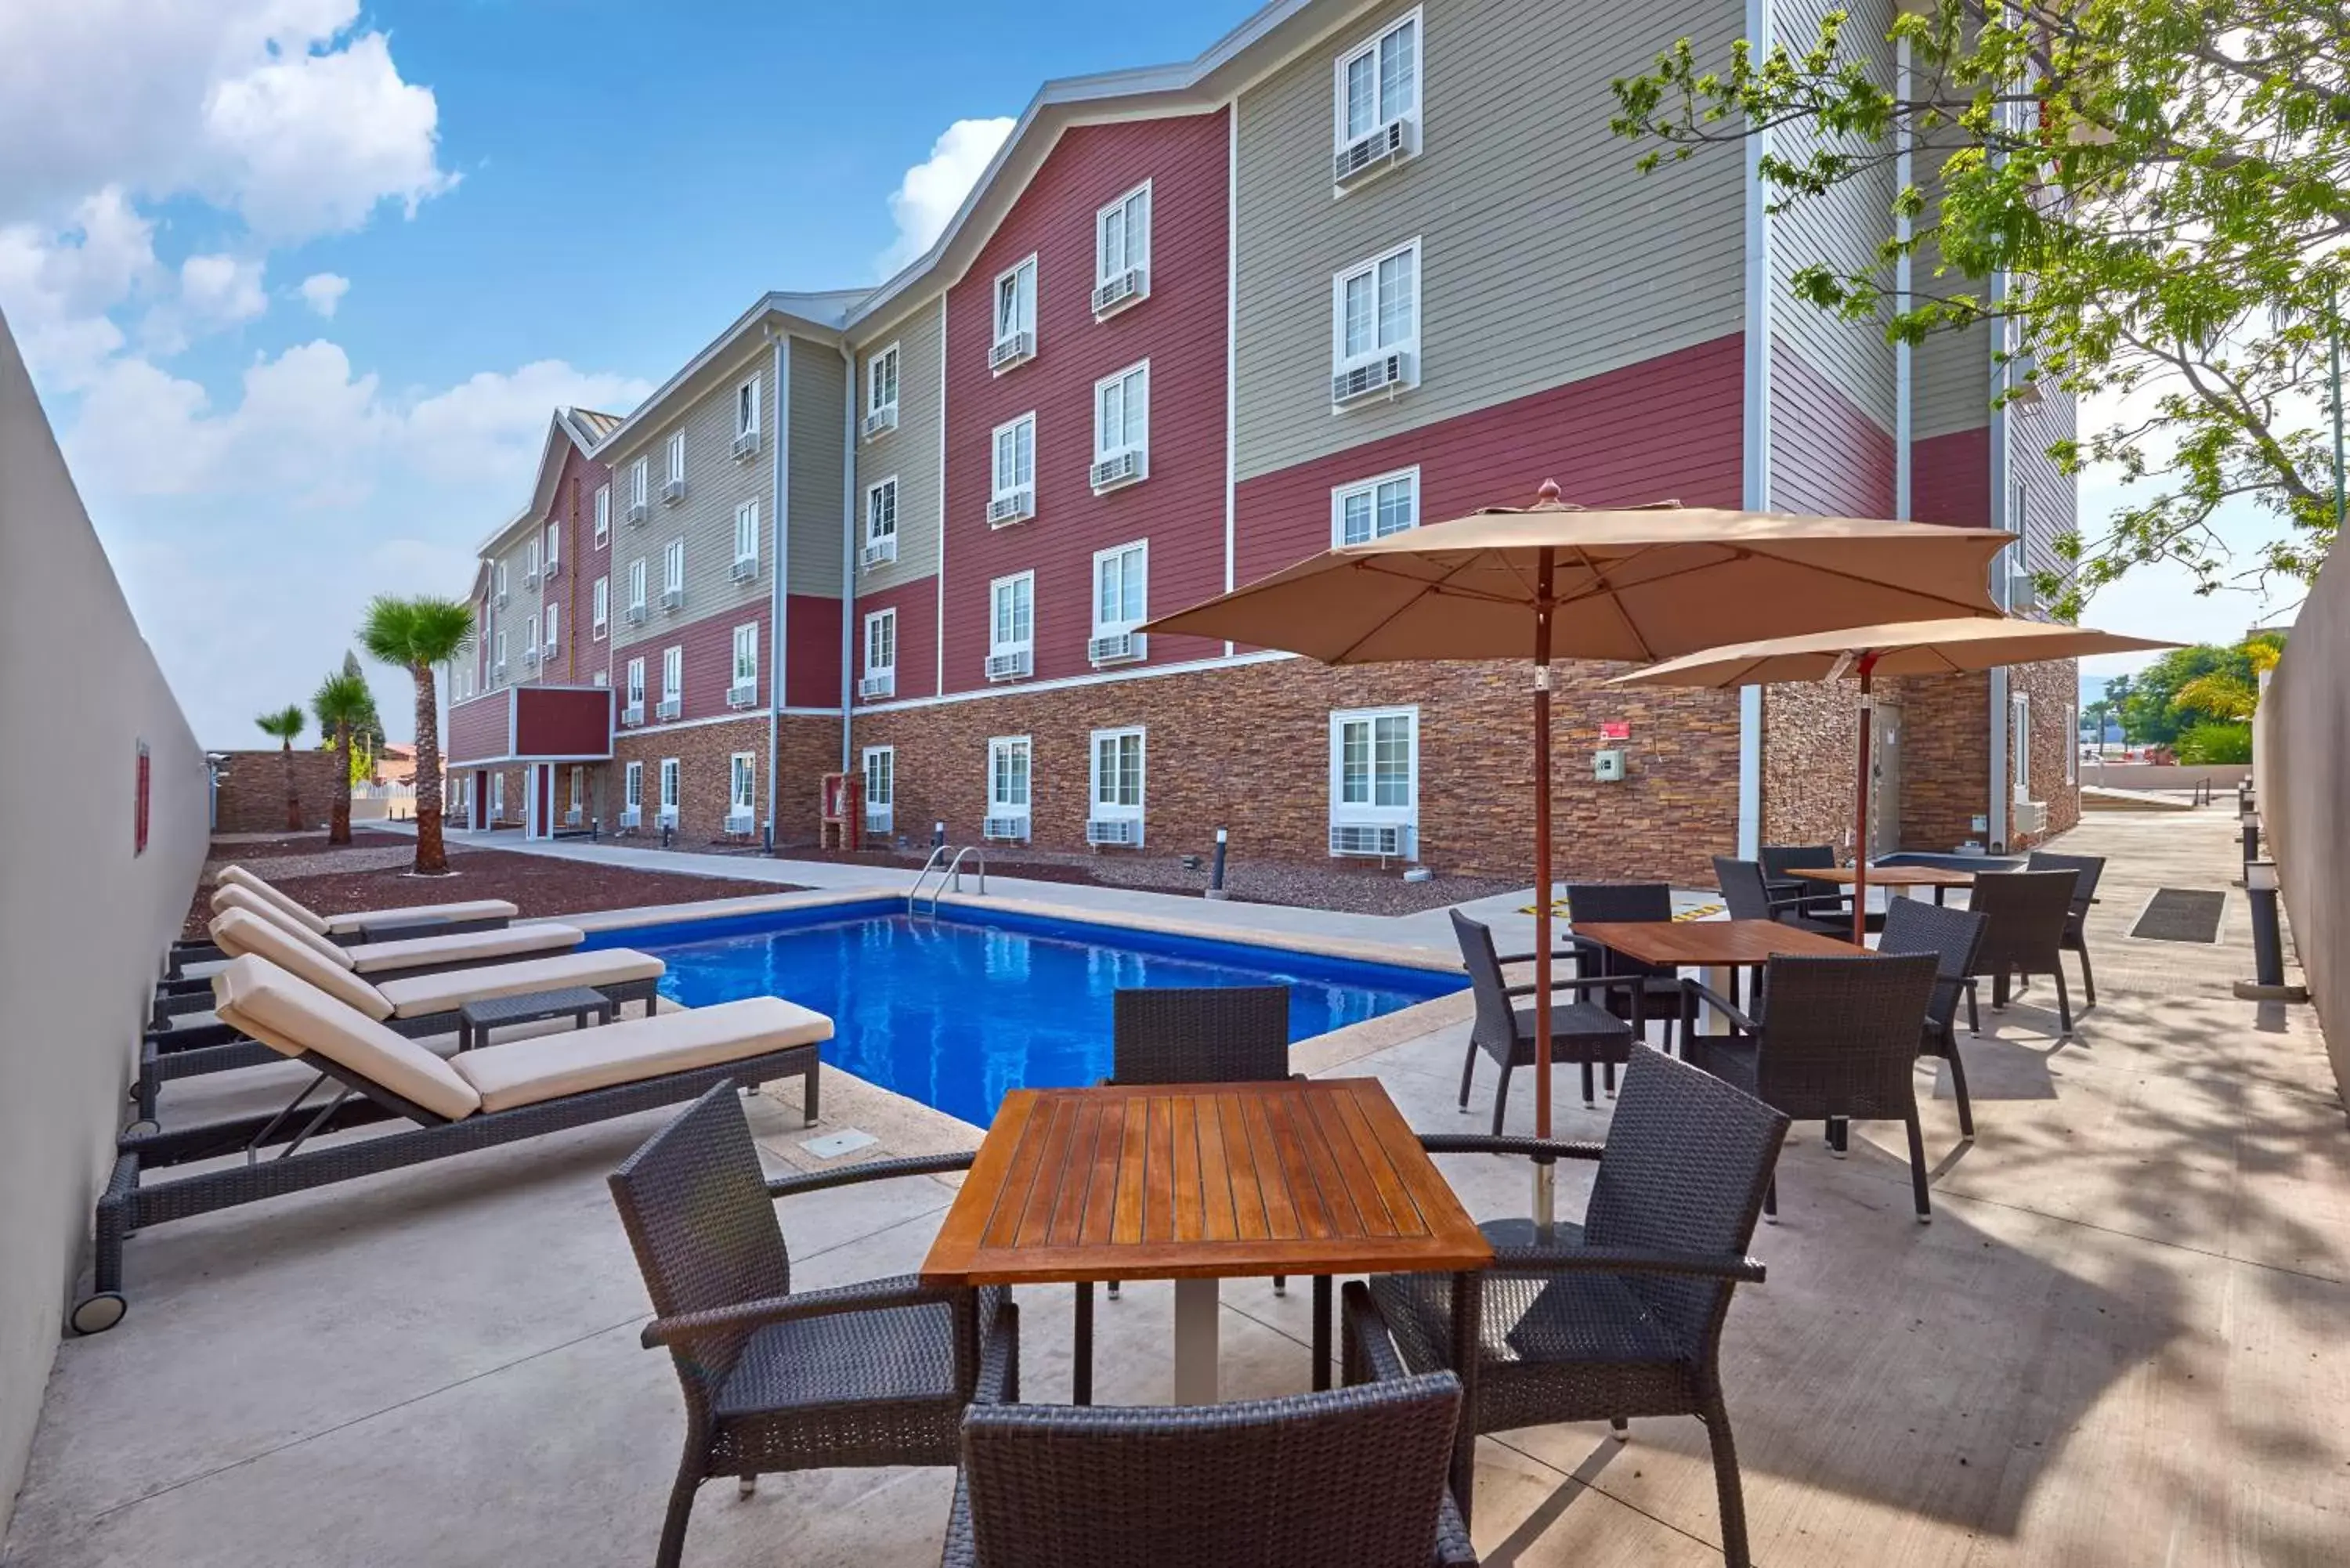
558;443;616;688
446;695;510;766
1234;334;1747;584
785;592;842;708
631;604;771;725
1769;345;1896;519
1912;425;1991;527
513;687;613;758
940;109;1231;693
852;576;938;704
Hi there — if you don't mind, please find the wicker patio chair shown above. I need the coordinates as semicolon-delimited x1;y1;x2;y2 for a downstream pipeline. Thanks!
1451;910;1635;1128
1965;869;2082;1034
1715;855;1882;938
1681;952;1943;1219
2026;850;2106;1010
1079;986;1298;1402
1354;1046;1788;1566
611;1084;1019;1568
942;1367;1475;1567
1563;882;1684;1055
1759;843;1843;918
1878;900;1990;1136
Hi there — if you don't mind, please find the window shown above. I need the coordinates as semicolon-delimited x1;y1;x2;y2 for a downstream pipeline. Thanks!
494;629;507;676
735;374;760;438
993;256;1037;357
1094;361;1149;461
593;576;609;637
592;669;607;688
544;602;559;649
1091;728;1144;818
629;457;649;511
1093;541;1147;635
865;609;897;679
2065;704;2080;783
1334;468;1420;545
490;772;504;818
594;483;610;545
729;753;757;815
988;736;1032;816
624;760;642;810
732;623;758;693
665;430;686;490
991;572;1034;657
734;500;760;566
663;537;685;596
662;645;683;702
862;746;895;828
544;523;559;572
1338;12;1419;145
525;613;539;654
624;657;645;707
867;344;899;417
866;478;898;548
628;557;648;612
2012;692;2033;799
659;757;680;820
495;561;508;600
1332;707;1418;820
524;539;540;581
569;768;584;814
1334;240;1420;376
1096;183;1151;292
992;414;1036;505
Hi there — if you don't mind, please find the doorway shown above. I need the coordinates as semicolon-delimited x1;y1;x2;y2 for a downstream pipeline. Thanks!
1868;699;1903;856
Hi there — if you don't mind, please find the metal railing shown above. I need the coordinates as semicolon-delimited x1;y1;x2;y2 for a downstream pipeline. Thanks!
908;844;986;919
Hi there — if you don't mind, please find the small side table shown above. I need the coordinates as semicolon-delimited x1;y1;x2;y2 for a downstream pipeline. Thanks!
457;986;614;1053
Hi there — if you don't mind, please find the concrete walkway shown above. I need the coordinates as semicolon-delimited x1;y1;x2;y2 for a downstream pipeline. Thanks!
7;810;2345;1566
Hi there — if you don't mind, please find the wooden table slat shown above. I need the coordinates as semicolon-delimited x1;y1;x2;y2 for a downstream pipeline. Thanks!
1786;864;1977;889
1221;1093;1270;1241
1143;1097;1177;1245
1078;1099;1123;1248
1325;1082;1426;1237
1170;1096;1206;1244
1301;1086;1393;1237
1194;1092;1237;1242
1045;1099;1097;1247
1110;1099;1149;1245
1571;918;1869;968
1241;1094;1300;1241
978;1096;1054;1251
1264;1094;1336;1240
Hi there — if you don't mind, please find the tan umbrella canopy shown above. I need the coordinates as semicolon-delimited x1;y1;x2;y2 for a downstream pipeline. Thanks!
1147;482;2014;1224
1612;616;2181;942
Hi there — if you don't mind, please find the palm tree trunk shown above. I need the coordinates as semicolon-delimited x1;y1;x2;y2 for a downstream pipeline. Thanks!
280;739;302;831
412;662;450;875
328;724;352;845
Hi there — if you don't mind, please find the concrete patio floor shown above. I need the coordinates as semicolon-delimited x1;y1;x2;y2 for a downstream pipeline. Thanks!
6;811;2345;1566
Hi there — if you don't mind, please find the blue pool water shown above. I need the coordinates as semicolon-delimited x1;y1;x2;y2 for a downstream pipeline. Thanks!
589;902;1462;1127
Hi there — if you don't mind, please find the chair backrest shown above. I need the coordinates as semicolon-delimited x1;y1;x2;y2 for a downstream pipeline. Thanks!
1448;910;1520;1052
1746;952;1941;1121
1583;1047;1789;1358
1878;900;1990;1032
1713;857;1777;921
608;1083;792;1390
1111;986;1292;1084
1565;882;1673;979
1967;869;2078;972
959;1373;1465;1568
1759;844;1836;882
2026;851;2105;919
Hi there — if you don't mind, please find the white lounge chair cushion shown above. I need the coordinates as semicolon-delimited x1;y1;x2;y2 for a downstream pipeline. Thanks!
345;923;584;975
219;864;332;934
210;884;356;967
209;907;392;1020
318;898;521;936
212;956;482;1121
450;997;832;1114
374;948;667;1019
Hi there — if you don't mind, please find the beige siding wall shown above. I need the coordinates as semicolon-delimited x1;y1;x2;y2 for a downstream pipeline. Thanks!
482;526;543;685
786;335;848;600
1231;0;1748;482
607;343;778;657
1911;146;1991;439
849;296;944;595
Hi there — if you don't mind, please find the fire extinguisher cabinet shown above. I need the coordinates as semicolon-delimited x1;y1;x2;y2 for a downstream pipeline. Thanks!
820;772;863;851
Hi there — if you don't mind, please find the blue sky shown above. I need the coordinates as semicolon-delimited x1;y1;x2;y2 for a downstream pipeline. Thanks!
0;2;2300;747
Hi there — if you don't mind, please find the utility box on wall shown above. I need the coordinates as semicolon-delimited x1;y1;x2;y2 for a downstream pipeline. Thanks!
1593;749;1627;782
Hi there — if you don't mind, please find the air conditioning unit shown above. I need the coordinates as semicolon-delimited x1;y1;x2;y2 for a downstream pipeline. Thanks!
656;695;682;721
989;330;1035;374
862;537;898;569
621;702;644;728
543;555;561;578
620;806;642;829
2006;564;2039;612
1089;448;1146;493
494;589;509;608
982;815;1030;842
865;807;893;836
1088;630;1144;666
1086;818;1140;847
491;661;508;681
2012;800;2049;836
725;809;755;835
859;671;895;700
625;501;648;526
625;603;649;625
986;489;1035;527
731;430;760;461
1332;117;1415;187
661;479;687;505
522;569;539;588
564;807;584;827
1332;351;1412;406
658;805;680;829
860;406;898;441
730;555;758;583
520;648;540;669
1329;822;1407;858
661;586;685;612
1091;269;1148;318
985;650;1032;682
726;681;757;710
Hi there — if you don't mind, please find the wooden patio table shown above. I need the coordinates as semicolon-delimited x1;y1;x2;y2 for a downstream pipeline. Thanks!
1570;919;1873;1037
1785;862;1978;905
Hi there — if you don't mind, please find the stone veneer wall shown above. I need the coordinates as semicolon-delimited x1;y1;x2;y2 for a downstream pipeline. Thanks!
1890;672;1990;852
1761;683;1864;852
2009;658;2084;847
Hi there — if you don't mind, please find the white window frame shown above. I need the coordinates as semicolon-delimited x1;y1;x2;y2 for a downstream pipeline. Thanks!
628;557;648;612
1329;706;1419;828
734;499;760;567
991;414;1036;509
731;622;758;692
865;477;898;547
594;483;610;544
544;602;559;649
624;760;643;809
865;608;897;681
735;374;761;438
990;572;1035;660
659;757;680;822
1334;9;1423;150
1332;467;1421;547
525;612;540;653
624;657;645;707
593;575;609;638
992;256;1038;354
490;771;505;818
524;538;540;581
1332;237;1423;385
1094;360;1150;463
494;630;507;678
2012;692;2034;800
663;537;685;596
629;456;649;511
1092;540;1148;637
662;645;683;703
1090;727;1145;822
987;735;1033;818
664;431;687;491
1095;182;1152;291
494;561;507;601
729;752;757;813
862;746;895;829
544;522;560;573
2065;704;2080;784
867;343;900;418
569;767;584;814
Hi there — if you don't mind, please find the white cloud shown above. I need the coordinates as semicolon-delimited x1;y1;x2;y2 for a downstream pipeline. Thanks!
0;187;157;388
178;253;269;326
298;271;349;316
403;361;652;486
877;117;1014;276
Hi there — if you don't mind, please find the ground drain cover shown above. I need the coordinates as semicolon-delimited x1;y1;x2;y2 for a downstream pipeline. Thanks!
801;1129;879;1159
2130;888;2226;943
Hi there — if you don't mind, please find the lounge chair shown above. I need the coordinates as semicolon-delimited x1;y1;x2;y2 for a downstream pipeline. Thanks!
164;863;518;975
132;905;667;1122
75;954;827;1335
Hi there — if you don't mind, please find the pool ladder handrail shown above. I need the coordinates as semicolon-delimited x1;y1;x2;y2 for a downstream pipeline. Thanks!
909;844;986;918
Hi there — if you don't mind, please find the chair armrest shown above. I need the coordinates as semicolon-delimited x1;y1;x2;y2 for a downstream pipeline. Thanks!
1340;1281;1413;1383
642;1275;961;1349
1417;1133;1605;1164
1500;974;1636;1000
1488;1245;1766;1284
1494;936;1600;966
1678;977;1757;1035
145;1019;242;1050
1434;1492;1477;1568
765;1151;975;1200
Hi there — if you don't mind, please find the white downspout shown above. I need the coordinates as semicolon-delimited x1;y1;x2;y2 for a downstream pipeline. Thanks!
839;341;857;771
1735;0;1773;860
767;328;790;844
1894;33;1914;522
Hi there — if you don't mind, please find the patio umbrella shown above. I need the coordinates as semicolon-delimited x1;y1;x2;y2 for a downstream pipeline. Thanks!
1609;616;2179;944
1144;482;2014;1227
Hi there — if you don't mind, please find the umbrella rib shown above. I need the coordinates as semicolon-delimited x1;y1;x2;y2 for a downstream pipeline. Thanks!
1555;544;1662;663
1329;552;1504;662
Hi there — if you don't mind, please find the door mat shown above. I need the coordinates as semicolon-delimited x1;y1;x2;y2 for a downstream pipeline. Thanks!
2130;889;2226;943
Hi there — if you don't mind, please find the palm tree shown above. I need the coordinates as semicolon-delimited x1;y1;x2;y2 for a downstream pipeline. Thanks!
360;595;475;875
255;706;306;831
313;668;374;847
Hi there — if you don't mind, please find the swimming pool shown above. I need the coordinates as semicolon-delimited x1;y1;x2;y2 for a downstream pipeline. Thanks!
588;901;1463;1128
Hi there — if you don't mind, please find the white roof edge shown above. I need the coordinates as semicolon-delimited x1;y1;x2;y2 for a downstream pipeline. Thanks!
588;290;870;457
473;500;540;557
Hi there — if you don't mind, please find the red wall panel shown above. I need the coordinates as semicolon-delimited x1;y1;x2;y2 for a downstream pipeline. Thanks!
514;687;613;758
850;576;938;704
621;604;768;728
1768;345;1896;520
784;592;842;709
445;694;510;766
1912;425;1991;528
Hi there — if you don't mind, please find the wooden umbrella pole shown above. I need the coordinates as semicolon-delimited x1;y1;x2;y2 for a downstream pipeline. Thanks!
1852;654;1878;948
1532;548;1556;1230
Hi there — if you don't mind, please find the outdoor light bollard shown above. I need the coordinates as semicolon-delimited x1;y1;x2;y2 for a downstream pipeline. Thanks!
2240;807;2261;866
590;818;600;843
662;822;674;851
2232;860;2311;1002
1205;827;1230;901
933;822;947;850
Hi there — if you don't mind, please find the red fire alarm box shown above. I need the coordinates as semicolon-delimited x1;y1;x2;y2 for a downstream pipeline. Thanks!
820;772;863;851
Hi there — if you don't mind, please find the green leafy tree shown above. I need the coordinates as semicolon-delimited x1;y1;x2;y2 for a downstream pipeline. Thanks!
341;650;386;781
1611;1;2350;617
312;668;373;847
254;706;306;832
360;595;475;876
2111;631;2284;743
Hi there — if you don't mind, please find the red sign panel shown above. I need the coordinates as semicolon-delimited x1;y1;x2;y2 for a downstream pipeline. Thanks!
1600;721;1631;742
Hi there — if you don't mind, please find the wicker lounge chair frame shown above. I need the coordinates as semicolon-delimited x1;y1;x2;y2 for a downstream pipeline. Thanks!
166;912;511;978
1878;900;1990;1136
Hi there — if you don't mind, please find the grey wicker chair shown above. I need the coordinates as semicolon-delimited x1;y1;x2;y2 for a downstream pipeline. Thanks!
1878;900;1990;1136
942;1370;1477;1567
610;1084;1020;1568
2026;850;2106;1010
1354;1046;1788;1567
1080;986;1300;1402
1965;869;2082;1034
1759;843;1843;918
1452;910;1635;1127
1563;882;1683;1055
1682;952;1943;1219
1716;855;1881;938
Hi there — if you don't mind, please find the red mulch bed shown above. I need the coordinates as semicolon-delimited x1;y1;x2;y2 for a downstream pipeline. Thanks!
209;829;411;859
183;844;801;938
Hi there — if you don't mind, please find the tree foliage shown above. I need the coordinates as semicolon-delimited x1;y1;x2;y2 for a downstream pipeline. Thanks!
1611;1;2350;617
360;594;476;876
313;667;374;847
2106;630;2285;742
